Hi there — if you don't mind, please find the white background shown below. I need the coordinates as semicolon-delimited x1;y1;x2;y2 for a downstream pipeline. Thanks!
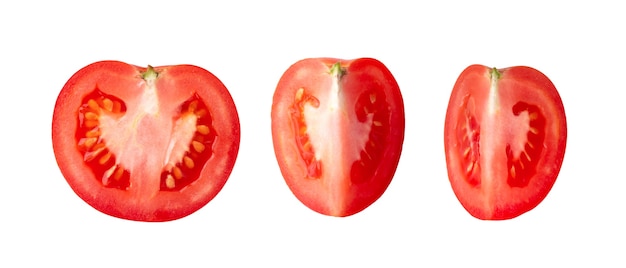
1;1;624;267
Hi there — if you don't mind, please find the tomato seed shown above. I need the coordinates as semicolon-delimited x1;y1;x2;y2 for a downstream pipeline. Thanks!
363;105;370;114
197;125;210;135
87;99;100;111
92;142;106;151
84;147;104;162
102;165;116;185
510;165;517;179
192;141;205;153
188;100;198;112
183;156;195;169
84;119;99;128
85;129;100;138
195;109;207;118
172;166;183;180
80;137;98;149
463;146;471;158
165;175;176;189
465;161;475;174
302;141;311;151
99;152;112;165
519;158;526;169
113;166;124;181
112;101;122;113
299;126;307;135
85;112;98;120
102;98;113;112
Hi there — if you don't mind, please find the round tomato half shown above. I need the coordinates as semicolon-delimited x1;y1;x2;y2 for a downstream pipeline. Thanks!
444;65;567;220
52;61;240;222
271;58;405;217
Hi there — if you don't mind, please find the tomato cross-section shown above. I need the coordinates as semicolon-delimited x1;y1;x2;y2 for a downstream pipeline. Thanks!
444;65;567;220
271;58;405;217
52;61;240;222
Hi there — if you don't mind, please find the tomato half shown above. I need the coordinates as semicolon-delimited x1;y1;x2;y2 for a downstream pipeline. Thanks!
271;58;405;217
52;61;240;222
444;65;567;220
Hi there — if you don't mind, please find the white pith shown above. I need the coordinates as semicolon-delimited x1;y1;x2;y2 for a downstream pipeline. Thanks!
478;69;535;211
95;75;199;197
302;71;373;212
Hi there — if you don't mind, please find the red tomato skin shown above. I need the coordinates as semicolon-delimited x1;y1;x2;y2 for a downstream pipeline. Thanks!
444;64;567;220
271;58;405;217
52;61;240;222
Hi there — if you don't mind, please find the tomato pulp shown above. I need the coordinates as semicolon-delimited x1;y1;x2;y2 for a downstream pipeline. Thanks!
444;65;567;220
271;58;405;217
52;61;240;222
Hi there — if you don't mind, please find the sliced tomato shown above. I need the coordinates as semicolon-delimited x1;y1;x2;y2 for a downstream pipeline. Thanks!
52;61;240;222
271;58;405;217
444;64;567;220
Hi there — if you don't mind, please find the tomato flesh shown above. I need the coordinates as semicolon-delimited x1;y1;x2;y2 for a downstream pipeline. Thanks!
272;58;404;217
444;65;567;220
53;61;240;222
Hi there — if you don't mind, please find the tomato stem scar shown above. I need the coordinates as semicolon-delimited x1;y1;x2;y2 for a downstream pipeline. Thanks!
490;67;501;80
142;65;159;81
329;62;346;79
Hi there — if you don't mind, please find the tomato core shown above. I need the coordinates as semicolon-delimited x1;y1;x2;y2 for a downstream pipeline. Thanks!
74;68;216;194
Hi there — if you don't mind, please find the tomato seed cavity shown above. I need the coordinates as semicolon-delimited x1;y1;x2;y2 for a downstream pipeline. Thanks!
506;102;545;187
291;88;323;179
458;96;481;186
350;90;390;184
76;89;131;190
158;95;216;191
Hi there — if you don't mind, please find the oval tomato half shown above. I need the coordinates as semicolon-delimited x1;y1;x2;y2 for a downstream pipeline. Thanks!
444;65;567;220
52;61;240;222
271;58;405;217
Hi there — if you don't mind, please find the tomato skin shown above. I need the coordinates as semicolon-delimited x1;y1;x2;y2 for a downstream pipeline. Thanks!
271;58;405;217
444;64;567;220
52;61;240;222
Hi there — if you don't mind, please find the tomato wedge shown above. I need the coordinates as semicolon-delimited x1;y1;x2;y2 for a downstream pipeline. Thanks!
444;64;567;220
271;58;405;217
52;61;240;222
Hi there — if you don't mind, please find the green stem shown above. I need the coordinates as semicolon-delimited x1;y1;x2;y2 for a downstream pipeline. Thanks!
142;65;159;81
329;62;346;79
490;67;502;81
